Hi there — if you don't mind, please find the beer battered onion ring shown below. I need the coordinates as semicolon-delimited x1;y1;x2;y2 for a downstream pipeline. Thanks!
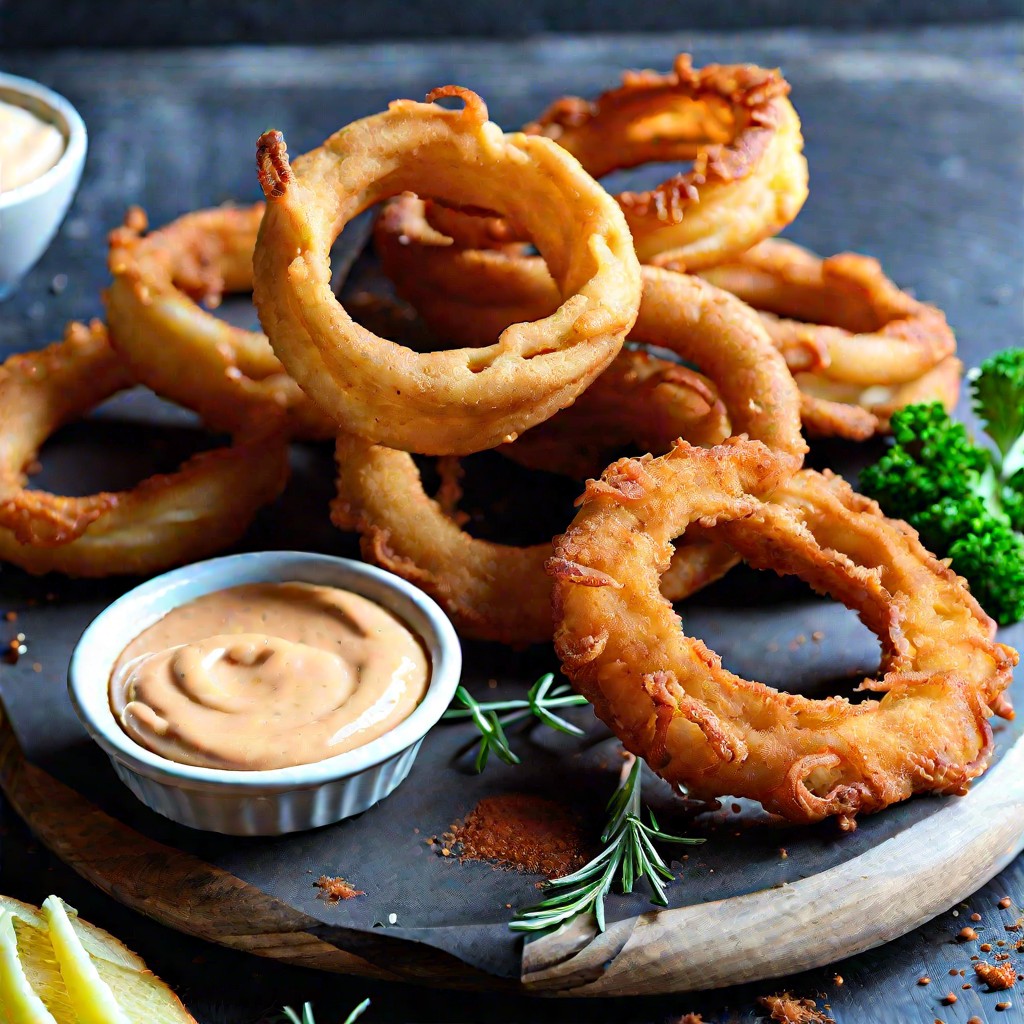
0;322;289;577
377;197;956;440
332;264;806;645
253;86;641;455
524;54;808;269
424;55;807;270
105;204;334;440
697;239;960;438
548;439;1016;827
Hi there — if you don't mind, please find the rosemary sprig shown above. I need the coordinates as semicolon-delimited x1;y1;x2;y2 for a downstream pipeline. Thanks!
443;672;589;772
281;998;370;1024
510;755;704;934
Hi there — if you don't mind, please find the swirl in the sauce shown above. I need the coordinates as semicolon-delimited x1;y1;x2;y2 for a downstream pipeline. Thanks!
109;582;429;770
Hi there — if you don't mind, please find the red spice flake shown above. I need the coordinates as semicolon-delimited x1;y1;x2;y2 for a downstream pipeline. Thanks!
941;992;957;1005
975;959;1017;991
314;874;364;904
960;927;979;941
999;898;1013;909
756;993;834;1023
439;793;588;876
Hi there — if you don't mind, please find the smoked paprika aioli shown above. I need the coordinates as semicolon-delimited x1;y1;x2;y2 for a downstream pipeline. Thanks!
109;582;429;770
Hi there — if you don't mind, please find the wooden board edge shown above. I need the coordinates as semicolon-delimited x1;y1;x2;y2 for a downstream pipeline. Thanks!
521;731;1024;995
0;707;508;989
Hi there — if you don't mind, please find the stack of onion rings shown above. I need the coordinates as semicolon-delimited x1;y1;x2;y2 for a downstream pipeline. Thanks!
0;322;289;577
105;204;335;440
332;265;806;646
253;86;642;455
547;438;1016;827
376;194;960;439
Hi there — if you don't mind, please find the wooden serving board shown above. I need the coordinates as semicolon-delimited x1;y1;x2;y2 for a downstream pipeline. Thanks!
0;403;1022;996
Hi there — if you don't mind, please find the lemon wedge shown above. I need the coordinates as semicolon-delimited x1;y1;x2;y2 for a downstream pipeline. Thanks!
41;897;129;1024
0;909;57;1024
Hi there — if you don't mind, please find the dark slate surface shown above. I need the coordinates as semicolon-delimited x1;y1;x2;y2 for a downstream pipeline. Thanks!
0;0;1021;48
0;21;1022;1024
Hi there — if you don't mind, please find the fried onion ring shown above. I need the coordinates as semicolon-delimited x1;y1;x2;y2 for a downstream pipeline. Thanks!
376;196;806;469
105;204;334;440
333;351;739;646
548;439;1016;827
697;239;957;385
253;87;641;455
0;322;289;577
524;54;808;268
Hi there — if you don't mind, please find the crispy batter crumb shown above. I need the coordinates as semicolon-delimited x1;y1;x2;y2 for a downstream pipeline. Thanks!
314;874;364;904
673;1015;704;1024
438;793;588;876
918;976;931;985
996;1001;1012;1011
999;898;1012;909
975;959;1017;991
3;611;16;622
756;993;834;1023
941;992;957;1005
971;913;982;922
779;847;789;859
982;944;993;952
832;975;842;986
960;927;979;941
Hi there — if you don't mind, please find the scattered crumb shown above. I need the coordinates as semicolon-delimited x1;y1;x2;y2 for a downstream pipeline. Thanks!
779;847;789;859
975;959;1017;991
960;927;979;941
31;663;41;673
388;912;397;925
999;898;1012;909
672;1015;703;1024
941;992;957;1005
314;875;364;905
918;976;931;986
832;975;842;986
756;992;834;1023
996;1001;1012;1011
4;611;16;622
982;944;993;952
971;913;982;922
811;631;824;642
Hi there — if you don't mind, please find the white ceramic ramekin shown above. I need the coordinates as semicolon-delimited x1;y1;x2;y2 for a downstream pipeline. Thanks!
0;72;87;300
68;552;462;836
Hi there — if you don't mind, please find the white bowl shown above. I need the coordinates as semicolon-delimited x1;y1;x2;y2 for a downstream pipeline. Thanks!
68;552;462;835
0;72;87;300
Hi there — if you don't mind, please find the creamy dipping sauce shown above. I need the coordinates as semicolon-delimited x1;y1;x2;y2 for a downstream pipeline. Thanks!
0;99;64;193
109;582;430;770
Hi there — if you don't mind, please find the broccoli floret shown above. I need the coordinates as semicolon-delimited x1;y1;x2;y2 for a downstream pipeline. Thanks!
859;403;988;521
970;348;1024;470
948;522;1024;626
1003;469;1024;534
859;351;1024;627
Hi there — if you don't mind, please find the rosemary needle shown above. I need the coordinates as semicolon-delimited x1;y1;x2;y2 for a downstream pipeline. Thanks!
510;755;704;933
443;672;589;772
281;998;370;1024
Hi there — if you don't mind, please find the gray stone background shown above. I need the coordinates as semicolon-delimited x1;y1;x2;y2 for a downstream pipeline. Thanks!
0;0;1021;48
